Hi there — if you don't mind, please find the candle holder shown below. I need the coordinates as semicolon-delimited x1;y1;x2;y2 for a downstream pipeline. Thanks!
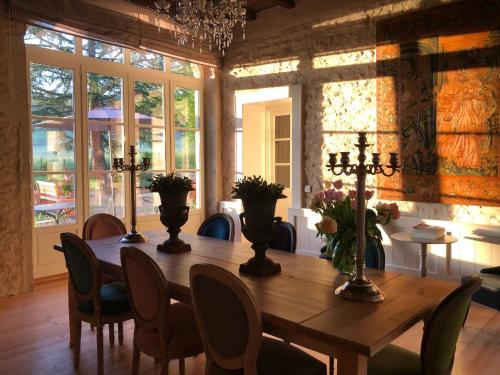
113;146;151;243
327;132;400;302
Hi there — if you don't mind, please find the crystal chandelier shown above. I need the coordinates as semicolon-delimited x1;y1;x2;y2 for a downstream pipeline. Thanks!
154;0;247;55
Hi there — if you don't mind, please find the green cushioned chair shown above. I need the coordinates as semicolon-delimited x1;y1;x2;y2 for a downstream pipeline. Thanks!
60;232;133;375
367;275;481;375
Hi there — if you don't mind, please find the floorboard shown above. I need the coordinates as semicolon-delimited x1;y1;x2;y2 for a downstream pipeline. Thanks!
0;279;498;374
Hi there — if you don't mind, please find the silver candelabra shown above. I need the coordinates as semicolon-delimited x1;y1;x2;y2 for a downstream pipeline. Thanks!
113;145;151;243
327;132;400;302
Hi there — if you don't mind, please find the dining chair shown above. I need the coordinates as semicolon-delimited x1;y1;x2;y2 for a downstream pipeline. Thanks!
197;213;235;241
83;213;127;338
367;275;482;375
189;263;327;375
268;219;297;253
461;265;500;310
120;246;204;375
60;232;132;375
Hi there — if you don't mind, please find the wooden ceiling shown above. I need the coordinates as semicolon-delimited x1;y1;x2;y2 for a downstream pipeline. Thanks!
128;0;296;21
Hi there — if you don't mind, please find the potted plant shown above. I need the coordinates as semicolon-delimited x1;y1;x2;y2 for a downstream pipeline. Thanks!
149;173;194;253
311;180;400;274
232;175;286;276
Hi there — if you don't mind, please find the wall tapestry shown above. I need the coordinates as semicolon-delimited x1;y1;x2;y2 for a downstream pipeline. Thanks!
376;30;500;206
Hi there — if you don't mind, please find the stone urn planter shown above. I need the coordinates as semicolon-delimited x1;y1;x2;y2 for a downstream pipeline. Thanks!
232;176;286;276
149;173;193;253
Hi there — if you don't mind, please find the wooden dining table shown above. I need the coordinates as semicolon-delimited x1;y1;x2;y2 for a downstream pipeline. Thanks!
54;230;457;375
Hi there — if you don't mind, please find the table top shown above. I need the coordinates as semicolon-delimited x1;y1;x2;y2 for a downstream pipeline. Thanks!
34;202;75;211
391;231;457;245
55;230;457;357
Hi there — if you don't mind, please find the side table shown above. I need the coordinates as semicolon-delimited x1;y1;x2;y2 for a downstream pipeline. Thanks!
391;232;457;277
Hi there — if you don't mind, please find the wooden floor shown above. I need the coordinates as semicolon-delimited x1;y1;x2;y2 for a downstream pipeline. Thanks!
0;279;499;375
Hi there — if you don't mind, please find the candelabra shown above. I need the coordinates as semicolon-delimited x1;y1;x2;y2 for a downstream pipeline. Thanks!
327;132;400;302
113;146;151;243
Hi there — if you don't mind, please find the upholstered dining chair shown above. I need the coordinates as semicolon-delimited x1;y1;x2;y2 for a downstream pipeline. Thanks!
83;213;127;337
268;219;297;253
197;213;235;241
189;263;327;375
60;232;132;375
120;246;204;375
367;275;481;375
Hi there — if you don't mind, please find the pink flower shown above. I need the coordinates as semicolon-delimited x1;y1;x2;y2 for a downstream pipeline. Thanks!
392;210;401;220
389;203;399;215
315;216;338;234
333;180;343;190
349;190;357;199
366;190;374;200
334;191;344;202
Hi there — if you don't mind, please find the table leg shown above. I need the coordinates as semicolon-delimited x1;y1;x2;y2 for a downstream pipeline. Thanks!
420;243;428;278
68;279;76;347
336;351;368;375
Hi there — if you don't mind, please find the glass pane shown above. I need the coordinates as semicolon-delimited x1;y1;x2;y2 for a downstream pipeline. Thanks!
33;120;74;172
131;51;165;70
136;171;161;216
171;59;201;78
177;171;199;208
89;172;125;218
30;64;74;117
137;127;165;170
83;39;123;63
275;166;290;188
24;26;75;53
175;131;199;169
275;115;290;138
33;174;76;226
87;73;123;122
174;87;199;129
134;81;164;125
275;140;290;164
88;124;124;171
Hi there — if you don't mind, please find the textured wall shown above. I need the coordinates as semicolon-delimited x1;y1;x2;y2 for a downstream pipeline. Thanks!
221;0;500;226
0;7;33;297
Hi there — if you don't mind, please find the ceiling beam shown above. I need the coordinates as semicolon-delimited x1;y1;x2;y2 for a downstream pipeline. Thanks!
10;0;222;67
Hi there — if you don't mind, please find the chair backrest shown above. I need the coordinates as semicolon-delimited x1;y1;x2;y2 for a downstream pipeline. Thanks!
365;238;385;271
83;213;127;240
120;247;170;338
197;213;235;241
190;264;261;373
268;220;297;253
420;275;481;375
60;232;100;303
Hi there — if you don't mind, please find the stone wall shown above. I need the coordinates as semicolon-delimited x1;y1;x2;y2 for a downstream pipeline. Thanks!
221;0;500;226
0;6;33;297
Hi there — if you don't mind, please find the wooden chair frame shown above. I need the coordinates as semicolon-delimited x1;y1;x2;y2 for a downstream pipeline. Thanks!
197;213;235;241
60;233;132;375
190;263;262;374
82;213;127;240
121;246;201;375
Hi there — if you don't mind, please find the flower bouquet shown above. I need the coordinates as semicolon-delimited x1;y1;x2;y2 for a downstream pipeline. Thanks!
311;180;400;274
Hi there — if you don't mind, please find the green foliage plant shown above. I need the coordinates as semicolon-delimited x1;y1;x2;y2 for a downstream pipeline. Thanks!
231;175;286;201
148;173;194;195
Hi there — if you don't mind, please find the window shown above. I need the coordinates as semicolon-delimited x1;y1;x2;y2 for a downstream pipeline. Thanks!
135;80;166;216
25;25;204;228
30;63;76;226
174;87;201;208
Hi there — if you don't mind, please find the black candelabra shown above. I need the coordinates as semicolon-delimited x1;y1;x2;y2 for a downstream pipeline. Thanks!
113;145;151;243
327;132;400;302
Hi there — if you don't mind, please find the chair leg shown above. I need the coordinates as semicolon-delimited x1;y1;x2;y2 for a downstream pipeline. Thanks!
97;324;104;375
118;322;124;345
109;323;115;345
132;344;140;375
161;357;170;375
329;356;334;375
179;357;185;375
73;320;82;368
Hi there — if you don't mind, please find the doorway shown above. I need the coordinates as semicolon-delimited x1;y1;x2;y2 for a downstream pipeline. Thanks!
241;98;292;220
